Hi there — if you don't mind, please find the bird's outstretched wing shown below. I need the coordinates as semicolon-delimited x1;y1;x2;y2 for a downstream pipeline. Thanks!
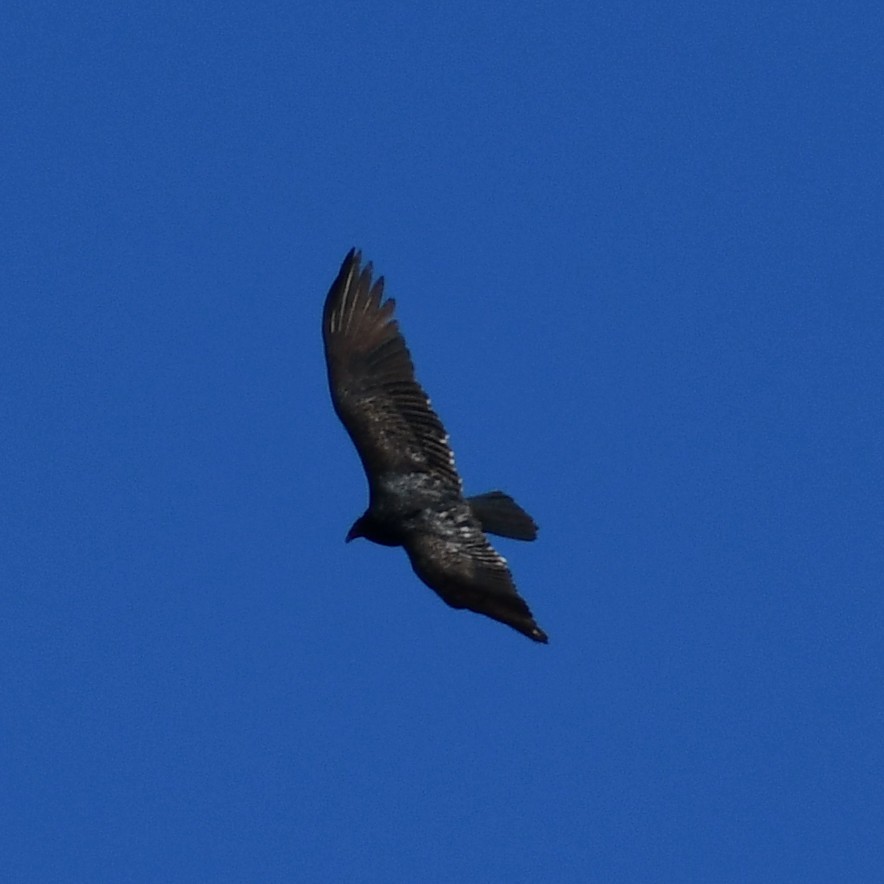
323;249;462;495
403;517;548;643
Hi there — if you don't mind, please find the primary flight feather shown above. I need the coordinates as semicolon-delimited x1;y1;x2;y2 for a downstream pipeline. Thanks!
323;249;547;643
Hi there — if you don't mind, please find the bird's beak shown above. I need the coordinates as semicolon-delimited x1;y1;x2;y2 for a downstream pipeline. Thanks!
345;526;358;543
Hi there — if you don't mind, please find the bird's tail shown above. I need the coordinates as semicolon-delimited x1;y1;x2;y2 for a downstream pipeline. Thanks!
468;491;538;541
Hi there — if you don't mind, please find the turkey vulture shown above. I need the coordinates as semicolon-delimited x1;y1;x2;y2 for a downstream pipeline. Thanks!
322;249;548;643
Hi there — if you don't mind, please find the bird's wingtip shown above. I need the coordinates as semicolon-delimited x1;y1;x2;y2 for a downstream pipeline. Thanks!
531;626;549;644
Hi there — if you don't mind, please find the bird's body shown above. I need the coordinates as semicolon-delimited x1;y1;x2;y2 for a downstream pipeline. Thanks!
322;249;547;643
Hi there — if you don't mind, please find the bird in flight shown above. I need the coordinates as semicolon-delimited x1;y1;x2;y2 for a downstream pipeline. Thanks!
322;249;547;643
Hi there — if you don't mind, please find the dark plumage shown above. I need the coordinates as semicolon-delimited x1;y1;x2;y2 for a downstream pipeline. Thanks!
323;249;547;643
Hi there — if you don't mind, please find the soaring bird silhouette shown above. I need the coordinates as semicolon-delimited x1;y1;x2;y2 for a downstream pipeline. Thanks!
322;249;547;643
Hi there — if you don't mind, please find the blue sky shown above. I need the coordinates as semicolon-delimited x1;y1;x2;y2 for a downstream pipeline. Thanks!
2;2;882;880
